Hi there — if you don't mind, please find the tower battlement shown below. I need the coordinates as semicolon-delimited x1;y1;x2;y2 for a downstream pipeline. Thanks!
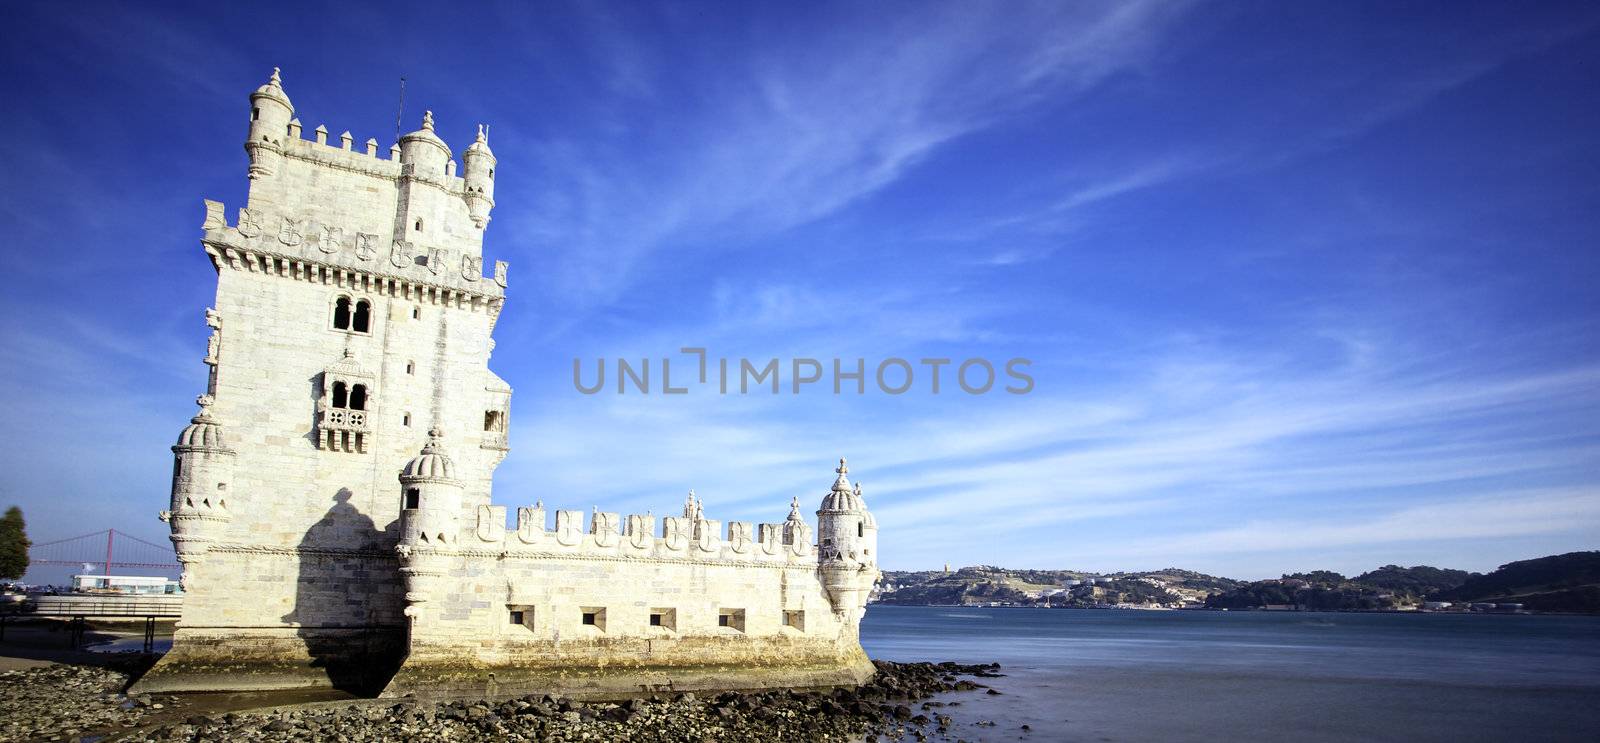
135;69;880;701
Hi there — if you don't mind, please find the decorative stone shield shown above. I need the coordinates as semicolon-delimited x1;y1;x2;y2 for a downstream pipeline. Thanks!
757;524;781;555
277;217;303;247
627;514;654;550
727;522;753;554
316;224;344;254
695;519;722;554
555;510;583;546
662;516;690;551
516;505;545;544
494;260;509;288
354;233;378;261
462;255;483;282
476;505;506;542
427;247;449;276
390;240;415;269
591;511;620;548
237;208;263;238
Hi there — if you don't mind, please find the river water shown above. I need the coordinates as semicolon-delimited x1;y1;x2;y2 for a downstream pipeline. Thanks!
859;605;1600;742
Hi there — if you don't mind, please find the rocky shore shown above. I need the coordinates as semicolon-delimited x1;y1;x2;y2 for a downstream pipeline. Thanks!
0;660;1003;743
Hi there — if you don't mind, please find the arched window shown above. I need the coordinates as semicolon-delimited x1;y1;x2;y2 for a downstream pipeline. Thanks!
332;296;352;330
349;384;368;411
352;300;371;333
331;381;348;409
858;522;864;537
414;218;423;232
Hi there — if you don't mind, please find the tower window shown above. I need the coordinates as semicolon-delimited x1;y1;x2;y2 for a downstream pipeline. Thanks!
488;168;494;178
404;488;420;509
402;412;411;427
252;107;260;121
352;300;371;333
349;384;368;411
718;608;746;632
412;307;421;320
858;522;864;537
414;218;423;232
484;409;505;432
406;361;415;375
331;381;348;409
332;296;352;330
580;606;606;631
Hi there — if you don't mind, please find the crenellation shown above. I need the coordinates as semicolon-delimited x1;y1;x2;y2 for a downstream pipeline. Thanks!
138;67;879;701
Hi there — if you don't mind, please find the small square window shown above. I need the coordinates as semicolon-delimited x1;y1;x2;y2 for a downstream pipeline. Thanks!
404;488;420;509
580;606;607;631
718;608;746;632
784;610;806;632
649;608;676;631
507;605;534;631
718;614;729;627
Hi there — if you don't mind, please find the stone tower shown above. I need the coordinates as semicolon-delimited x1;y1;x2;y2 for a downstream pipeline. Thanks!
138;68;512;693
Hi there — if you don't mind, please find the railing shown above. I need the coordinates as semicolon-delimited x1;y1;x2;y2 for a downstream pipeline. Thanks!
321;408;369;431
25;595;183;617
1;595;181;652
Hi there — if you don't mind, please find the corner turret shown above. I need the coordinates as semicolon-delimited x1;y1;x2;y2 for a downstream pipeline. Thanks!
462;124;496;228
161;395;236;590
398;111;452;177
245;67;293;179
397;428;463;617
816;458;880;623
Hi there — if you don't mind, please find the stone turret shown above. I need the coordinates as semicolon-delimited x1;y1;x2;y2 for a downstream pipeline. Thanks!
397;428;463;617
245;68;293;179
161;395;236;590
462;124;496;228
816;458;879;622
398;111;451;177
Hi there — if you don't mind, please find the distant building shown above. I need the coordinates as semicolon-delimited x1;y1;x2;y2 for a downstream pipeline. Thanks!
71;575;181;595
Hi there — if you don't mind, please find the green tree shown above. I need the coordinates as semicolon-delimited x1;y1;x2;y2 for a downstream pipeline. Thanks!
0;506;30;580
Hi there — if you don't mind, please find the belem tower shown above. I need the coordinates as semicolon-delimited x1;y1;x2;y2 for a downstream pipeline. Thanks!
133;69;882;698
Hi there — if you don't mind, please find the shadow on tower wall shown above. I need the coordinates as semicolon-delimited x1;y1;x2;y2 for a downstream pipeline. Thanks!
283;488;406;695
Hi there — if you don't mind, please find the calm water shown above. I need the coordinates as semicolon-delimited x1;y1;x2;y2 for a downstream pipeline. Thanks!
860;605;1600;742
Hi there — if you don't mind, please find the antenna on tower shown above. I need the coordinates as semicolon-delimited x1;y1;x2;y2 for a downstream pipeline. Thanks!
394;76;407;142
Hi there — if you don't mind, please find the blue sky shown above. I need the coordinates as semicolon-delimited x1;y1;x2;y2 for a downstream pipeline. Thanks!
2;1;1598;582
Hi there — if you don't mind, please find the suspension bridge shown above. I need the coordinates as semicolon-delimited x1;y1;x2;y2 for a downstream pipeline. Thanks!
28;529;178;575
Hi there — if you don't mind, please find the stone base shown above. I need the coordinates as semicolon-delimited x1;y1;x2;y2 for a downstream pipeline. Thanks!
130;627;406;696
381;642;876;701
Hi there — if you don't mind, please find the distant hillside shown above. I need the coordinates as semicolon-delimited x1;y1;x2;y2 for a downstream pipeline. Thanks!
1354;565;1474;597
1431;552;1600;612
877;566;1239;608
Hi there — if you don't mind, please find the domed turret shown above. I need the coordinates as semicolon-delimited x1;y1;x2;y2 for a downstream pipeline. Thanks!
163;395;237;590
398;110;452;178
816;458;880;622
401;427;457;482
398;428;464;545
245;67;294;179
462;124;497;228
397;428;464;618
